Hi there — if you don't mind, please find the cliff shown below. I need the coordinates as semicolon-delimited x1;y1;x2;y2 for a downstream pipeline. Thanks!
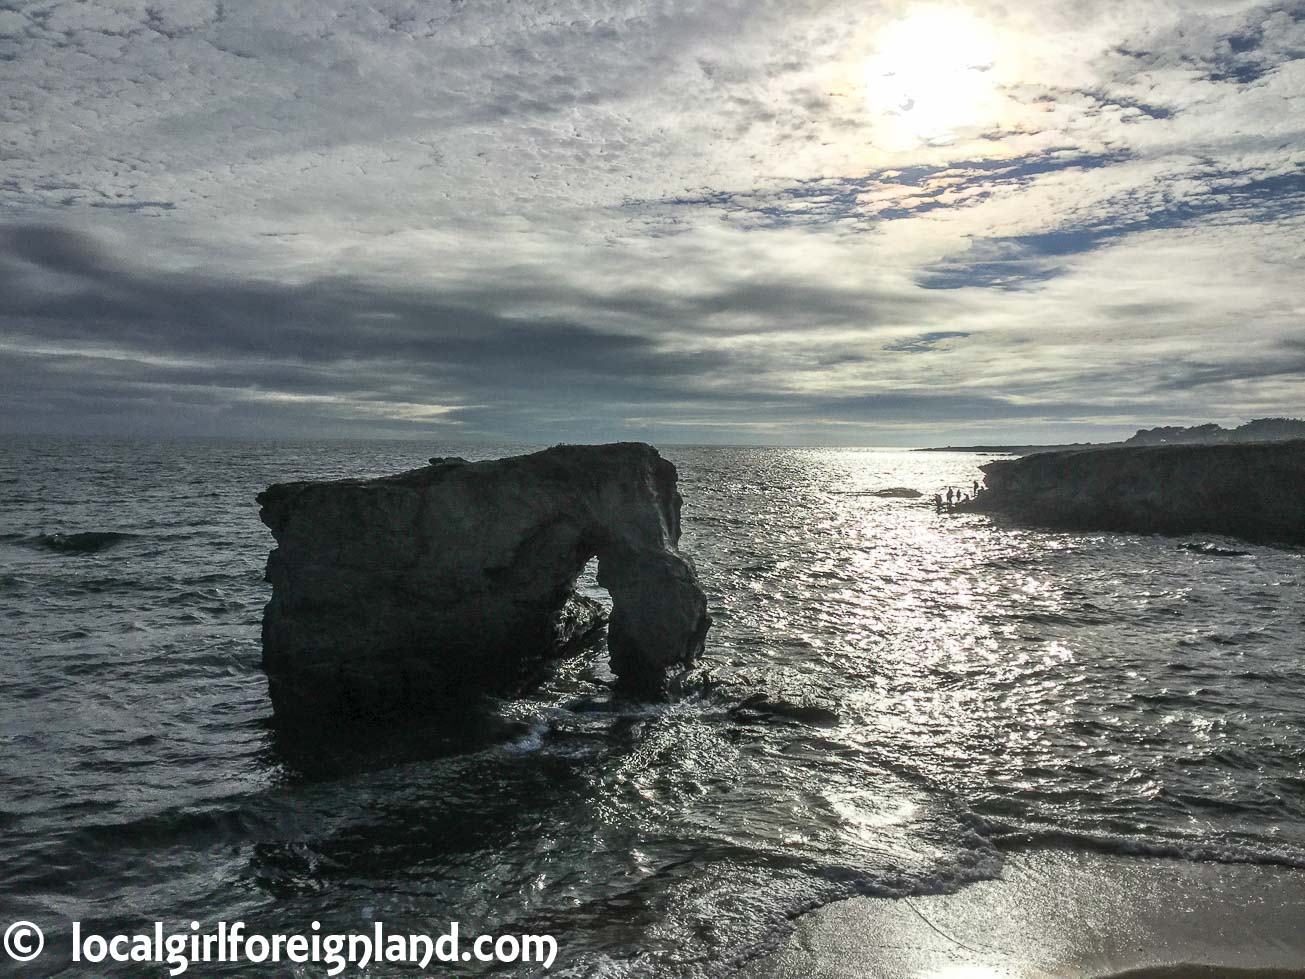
258;443;711;723
967;440;1305;545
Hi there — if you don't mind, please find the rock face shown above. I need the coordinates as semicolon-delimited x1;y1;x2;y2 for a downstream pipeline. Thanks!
258;443;711;722
967;440;1305;545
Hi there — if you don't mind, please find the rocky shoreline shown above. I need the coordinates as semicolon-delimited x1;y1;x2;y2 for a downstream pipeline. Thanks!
965;440;1305;545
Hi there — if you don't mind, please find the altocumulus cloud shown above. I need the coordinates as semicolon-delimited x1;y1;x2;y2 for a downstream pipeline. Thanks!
1;0;1303;443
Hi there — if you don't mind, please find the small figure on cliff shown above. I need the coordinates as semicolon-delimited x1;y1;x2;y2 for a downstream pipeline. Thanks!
946;487;955;506
933;493;943;512
973;479;980;497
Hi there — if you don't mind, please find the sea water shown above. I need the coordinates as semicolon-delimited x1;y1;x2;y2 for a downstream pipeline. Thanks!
1;437;1302;976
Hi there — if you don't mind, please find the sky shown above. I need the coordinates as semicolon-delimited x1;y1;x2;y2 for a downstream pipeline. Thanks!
2;0;1304;445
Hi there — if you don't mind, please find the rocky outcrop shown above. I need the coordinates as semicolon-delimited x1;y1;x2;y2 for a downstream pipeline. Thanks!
32;531;133;554
869;487;923;499
258;443;711;723
967;440;1305;545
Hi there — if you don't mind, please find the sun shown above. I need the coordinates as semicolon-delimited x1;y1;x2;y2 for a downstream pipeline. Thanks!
863;6;1003;149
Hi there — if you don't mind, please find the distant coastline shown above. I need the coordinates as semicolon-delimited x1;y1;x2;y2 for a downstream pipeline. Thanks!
918;416;1305;455
918;441;1096;455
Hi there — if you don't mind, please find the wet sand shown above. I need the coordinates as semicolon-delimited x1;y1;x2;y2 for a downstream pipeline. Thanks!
746;849;1305;979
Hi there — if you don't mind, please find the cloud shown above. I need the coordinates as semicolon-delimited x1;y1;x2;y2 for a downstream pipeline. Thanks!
1;0;1303;443
633;149;1131;230
917;162;1305;288
0;223;738;423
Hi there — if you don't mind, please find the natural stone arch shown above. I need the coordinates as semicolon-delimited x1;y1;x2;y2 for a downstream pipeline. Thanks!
257;443;711;723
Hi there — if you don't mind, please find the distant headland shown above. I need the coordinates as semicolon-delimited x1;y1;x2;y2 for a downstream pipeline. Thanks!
964;438;1305;545
919;417;1305;455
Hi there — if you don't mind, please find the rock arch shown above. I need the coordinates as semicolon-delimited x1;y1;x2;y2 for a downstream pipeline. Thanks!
257;443;711;723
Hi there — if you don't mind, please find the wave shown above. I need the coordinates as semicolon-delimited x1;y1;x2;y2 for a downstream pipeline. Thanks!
988;824;1305;870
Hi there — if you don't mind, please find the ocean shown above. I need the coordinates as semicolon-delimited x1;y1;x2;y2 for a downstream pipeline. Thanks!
2;437;1303;976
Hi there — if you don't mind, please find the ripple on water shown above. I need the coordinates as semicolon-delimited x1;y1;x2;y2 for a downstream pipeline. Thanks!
0;440;1302;976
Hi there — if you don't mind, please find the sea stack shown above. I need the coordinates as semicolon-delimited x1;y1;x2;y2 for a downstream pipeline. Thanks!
967;440;1305;545
257;443;711;723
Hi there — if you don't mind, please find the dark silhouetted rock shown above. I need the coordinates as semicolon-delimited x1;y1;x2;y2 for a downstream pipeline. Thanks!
730;693;841;728
35;531;132;554
1182;543;1251;557
967;440;1305;545
258;443;711;723
1125;422;1225;446
1126;417;1305;446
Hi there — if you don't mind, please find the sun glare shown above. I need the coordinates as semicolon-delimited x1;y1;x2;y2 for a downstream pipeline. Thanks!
864;6;1003;149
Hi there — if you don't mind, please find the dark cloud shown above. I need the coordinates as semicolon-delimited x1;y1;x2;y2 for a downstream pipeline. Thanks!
1155;345;1305;390
0;225;705;377
0;224;753;437
796;390;1158;423
2;216;1300;442
588;281;929;332
0;224;118;277
0;223;1166;443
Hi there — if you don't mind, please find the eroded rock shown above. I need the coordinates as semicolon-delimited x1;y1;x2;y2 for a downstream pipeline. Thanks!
967;440;1305;545
258;443;711;722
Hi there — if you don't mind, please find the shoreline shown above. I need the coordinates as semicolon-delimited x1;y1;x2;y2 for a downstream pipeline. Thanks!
746;848;1305;979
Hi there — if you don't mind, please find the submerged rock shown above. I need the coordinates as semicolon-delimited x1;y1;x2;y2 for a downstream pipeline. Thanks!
729;693;841;728
966;440;1305;545
1182;542;1251;558
35;531;132;554
869;487;924;499
258;443;711;723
